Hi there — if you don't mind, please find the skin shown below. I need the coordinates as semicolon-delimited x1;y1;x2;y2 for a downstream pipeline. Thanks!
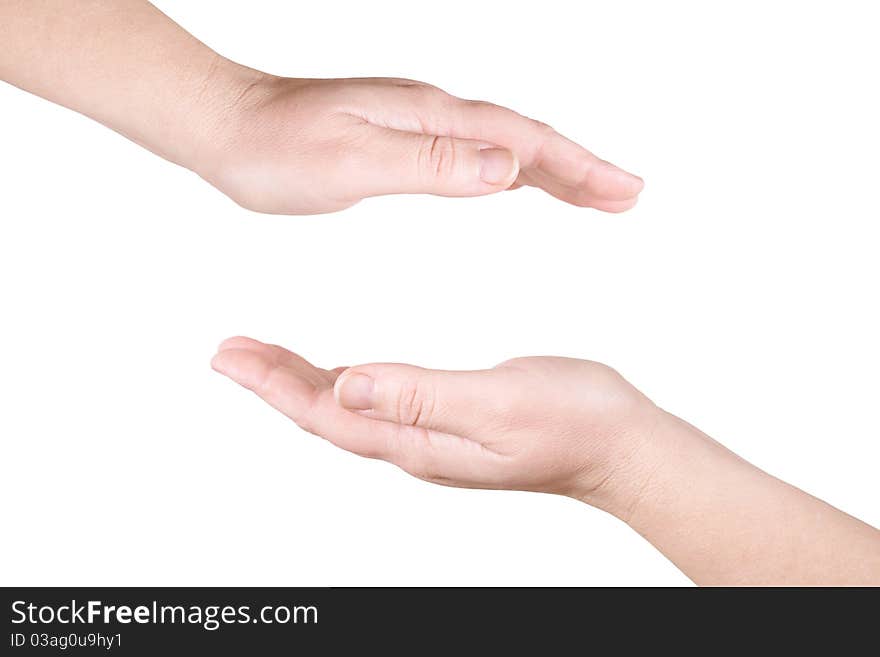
0;0;643;215
211;337;880;586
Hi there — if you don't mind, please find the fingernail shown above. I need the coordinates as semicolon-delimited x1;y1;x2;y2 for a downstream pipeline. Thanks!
479;148;516;185
337;373;375;410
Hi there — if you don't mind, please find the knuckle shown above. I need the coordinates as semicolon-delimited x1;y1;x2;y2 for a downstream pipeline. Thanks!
462;98;498;113
531;118;556;134
418;135;458;181
494;356;533;370
287;387;323;436
351;443;384;460
528;119;557;165
295;406;319;436
395;78;433;90
485;391;526;428
392;426;443;482
393;378;436;427
460;99;508;125
463;99;523;123
393;80;449;109
407;86;454;133
384;76;425;86
405;81;445;99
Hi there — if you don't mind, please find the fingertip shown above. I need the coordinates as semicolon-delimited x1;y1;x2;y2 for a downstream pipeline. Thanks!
590;195;640;213
620;169;645;196
622;171;645;195
210;347;270;390
590;163;644;201
333;367;374;411
210;349;235;377
217;335;263;352
479;147;519;188
335;371;375;411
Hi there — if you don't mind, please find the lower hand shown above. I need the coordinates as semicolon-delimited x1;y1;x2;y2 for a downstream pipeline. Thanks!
211;337;880;585
210;336;658;515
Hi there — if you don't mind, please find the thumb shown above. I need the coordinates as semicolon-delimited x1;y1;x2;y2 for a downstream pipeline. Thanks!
354;126;519;198
333;363;505;437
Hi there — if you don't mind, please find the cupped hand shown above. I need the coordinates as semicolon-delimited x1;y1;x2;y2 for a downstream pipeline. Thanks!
203;76;643;214
211;337;660;513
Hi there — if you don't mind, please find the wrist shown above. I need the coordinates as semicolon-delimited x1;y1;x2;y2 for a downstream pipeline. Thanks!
177;56;279;182
567;406;699;523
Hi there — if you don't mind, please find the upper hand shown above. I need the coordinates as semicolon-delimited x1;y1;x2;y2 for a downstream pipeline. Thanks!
200;76;644;214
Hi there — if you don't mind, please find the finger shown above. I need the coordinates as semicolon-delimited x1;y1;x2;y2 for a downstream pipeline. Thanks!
529;133;643;200
454;103;643;202
356;84;642;204
348;126;519;198
212;347;508;484
333;363;514;438
212;344;386;456
304;388;508;486
517;169;641;213
217;336;335;386
211;347;321;419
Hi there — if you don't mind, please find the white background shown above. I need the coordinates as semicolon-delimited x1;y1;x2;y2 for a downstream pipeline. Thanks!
1;0;878;586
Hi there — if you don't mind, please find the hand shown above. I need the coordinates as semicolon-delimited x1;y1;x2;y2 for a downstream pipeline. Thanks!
210;336;658;513
211;337;880;585
201;75;644;215
1;1;642;216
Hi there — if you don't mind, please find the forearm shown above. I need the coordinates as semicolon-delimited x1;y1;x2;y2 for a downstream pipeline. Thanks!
0;0;261;174
601;411;880;585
